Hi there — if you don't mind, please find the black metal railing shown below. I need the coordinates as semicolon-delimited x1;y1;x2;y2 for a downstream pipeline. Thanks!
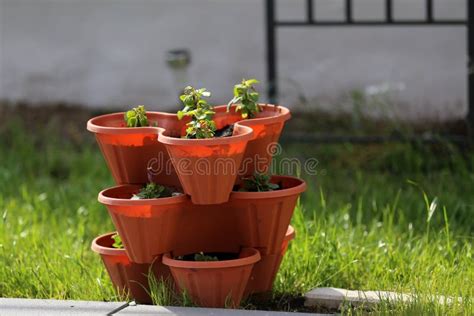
266;0;471;142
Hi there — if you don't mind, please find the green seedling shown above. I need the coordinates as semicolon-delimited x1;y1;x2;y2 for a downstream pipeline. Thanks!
227;78;260;119
177;86;216;139
132;183;172;199
194;252;219;261
124;105;149;127
240;173;280;192
111;233;124;249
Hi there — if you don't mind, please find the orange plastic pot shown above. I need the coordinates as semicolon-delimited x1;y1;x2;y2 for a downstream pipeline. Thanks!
98;186;188;264
164;202;242;257
98;176;304;263
87;112;185;186
215;104;291;177
97;184;252;266
158;125;253;205
170;176;303;259
280;225;296;255
229;175;306;254
163;248;261;308
245;225;295;295
160;176;303;259
91;232;171;304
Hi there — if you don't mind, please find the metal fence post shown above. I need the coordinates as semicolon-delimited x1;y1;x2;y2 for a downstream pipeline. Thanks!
468;0;474;140
266;0;277;103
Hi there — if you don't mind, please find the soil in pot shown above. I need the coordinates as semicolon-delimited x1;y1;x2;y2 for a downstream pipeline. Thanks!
91;232;171;304
163;248;261;308
233;172;282;192
176;252;238;261
214;124;234;138
172;124;234;139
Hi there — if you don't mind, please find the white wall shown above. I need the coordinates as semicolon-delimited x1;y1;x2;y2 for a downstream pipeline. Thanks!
0;0;467;120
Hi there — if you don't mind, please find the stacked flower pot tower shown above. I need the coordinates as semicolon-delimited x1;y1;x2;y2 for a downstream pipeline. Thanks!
87;80;306;308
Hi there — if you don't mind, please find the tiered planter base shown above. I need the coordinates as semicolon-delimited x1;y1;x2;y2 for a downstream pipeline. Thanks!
92;225;296;306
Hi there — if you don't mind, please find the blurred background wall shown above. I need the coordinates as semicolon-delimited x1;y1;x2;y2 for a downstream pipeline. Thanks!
0;0;466;120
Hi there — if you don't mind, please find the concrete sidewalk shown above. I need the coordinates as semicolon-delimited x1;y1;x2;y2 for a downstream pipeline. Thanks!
0;298;328;316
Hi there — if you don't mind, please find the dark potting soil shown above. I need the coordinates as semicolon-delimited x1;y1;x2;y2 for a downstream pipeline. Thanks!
214;124;234;137
176;252;238;261
169;124;234;139
244;293;338;314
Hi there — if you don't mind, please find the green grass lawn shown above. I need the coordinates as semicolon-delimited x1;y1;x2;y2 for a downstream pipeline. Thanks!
0;115;472;315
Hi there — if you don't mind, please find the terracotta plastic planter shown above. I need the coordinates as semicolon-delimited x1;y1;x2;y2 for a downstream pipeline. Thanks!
280;225;296;254
87;105;290;186
99;185;242;264
158;125;253;205
98;186;188;264
87;112;185;186
163;248;261;308
169;176;303;258
245;225;295;295
229;175;306;254
163;202;242;258
91;232;171;304
215;104;291;177
98;176;304;263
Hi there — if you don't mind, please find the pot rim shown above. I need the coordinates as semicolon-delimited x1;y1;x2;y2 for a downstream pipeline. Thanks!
87;104;289;135
230;175;306;200
87;105;288;137
158;124;254;146
162;248;261;269
215;104;291;126
98;185;189;206
91;232;127;256
87;112;171;135
285;225;296;242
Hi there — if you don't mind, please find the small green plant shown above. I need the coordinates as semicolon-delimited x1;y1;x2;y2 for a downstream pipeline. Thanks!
240;173;280;192
177;86;216;139
184;118;216;139
132;183;172;199
194;252;218;261
111;233;124;249
227;78;260;119
124;105;149;127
